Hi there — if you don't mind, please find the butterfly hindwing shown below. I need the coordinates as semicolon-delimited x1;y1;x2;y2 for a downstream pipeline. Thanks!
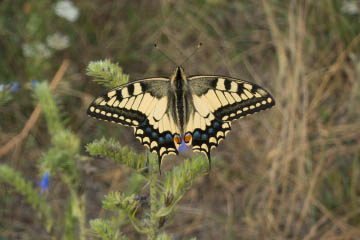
87;78;180;166
185;110;231;165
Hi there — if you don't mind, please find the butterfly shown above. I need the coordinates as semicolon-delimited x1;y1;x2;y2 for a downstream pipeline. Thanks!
87;66;275;170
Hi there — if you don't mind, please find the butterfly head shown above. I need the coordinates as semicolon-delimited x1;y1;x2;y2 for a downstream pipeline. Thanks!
170;66;187;88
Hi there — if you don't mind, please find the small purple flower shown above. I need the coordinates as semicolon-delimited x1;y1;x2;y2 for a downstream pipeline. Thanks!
31;79;39;88
39;172;50;193
9;82;20;92
179;138;188;153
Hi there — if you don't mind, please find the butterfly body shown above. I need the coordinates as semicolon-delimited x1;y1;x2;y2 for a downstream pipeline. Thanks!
88;66;275;169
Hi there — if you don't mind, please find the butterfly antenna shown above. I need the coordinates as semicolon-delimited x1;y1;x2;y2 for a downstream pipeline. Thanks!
180;42;202;66
154;44;178;67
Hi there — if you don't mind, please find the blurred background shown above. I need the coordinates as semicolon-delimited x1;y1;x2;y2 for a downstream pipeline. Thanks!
1;0;360;239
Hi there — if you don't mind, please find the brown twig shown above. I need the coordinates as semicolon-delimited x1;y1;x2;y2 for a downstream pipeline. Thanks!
0;59;70;158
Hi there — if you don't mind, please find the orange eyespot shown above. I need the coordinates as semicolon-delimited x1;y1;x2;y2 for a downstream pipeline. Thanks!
174;135;182;145
184;133;192;143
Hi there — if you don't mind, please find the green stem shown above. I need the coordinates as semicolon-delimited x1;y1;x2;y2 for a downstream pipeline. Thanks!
68;182;86;240
148;156;158;240
78;193;87;240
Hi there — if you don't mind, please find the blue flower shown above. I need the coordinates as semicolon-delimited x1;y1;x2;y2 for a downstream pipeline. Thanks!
178;138;188;153
39;172;50;192
31;79;39;88
9;82;20;92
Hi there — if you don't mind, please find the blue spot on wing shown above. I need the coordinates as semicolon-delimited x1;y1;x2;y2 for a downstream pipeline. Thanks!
165;133;173;143
193;131;201;140
151;131;158;139
201;133;208;141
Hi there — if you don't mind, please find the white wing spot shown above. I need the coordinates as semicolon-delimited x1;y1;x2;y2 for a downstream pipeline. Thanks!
222;115;229;121
250;105;255;110
258;89;267;96
240;93;248;100
113;100;120;107
95;109;100;113
136;129;144;135
243;107;249;111
244;83;253;90
237;110;242;114
254;92;262;98
120;116;125;120
262;100;267;105
107;96;116;106
231;93;241;102
133;83;142;95
113;114;118;118
256;103;261;107
125;97;135;110
106;113;112;117
216;78;226;90
90;106;95;112
160;147;166;156
222;123;230;129
201;143;209;152
244;89;253;99
216;131;224;138
267;97;272;103
132;120;139;125
119;99;128;108
121;87;129;98
230;82;238;92
108;91;116;98
151;141;158;149
101;111;106;115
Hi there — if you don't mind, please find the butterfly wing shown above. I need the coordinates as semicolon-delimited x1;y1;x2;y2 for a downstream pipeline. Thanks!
187;76;275;165
87;78;180;168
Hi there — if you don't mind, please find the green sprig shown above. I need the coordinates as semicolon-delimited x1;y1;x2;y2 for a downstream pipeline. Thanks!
86;137;147;171
87;60;129;88
0;164;53;232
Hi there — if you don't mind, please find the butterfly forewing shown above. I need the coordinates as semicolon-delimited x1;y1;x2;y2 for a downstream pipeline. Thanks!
189;76;275;121
87;78;181;165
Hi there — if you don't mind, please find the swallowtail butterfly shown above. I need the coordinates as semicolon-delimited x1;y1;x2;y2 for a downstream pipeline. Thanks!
87;67;275;169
